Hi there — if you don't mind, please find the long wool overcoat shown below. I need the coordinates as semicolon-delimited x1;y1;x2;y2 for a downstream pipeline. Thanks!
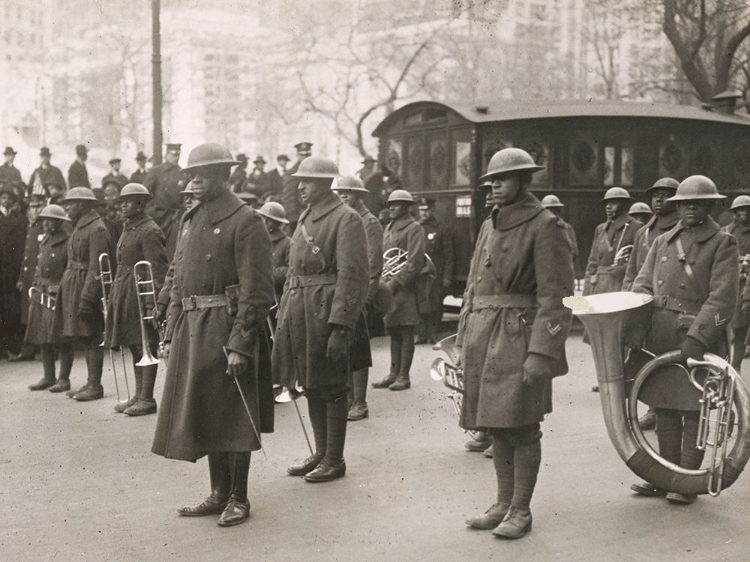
631;218;738;410
269;229;291;301
383;214;425;327
722;221;750;329
419;215;454;315
152;189;275;462
54;210;109;338
272;191;369;390
18;218;45;321
583;214;643;295
457;193;574;429
622;212;680;290
25;229;69;345
104;215;168;348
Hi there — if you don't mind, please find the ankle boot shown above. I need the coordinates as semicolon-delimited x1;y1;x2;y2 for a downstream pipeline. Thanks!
125;365;157;416
30;345;57;390
74;347;104;401
389;374;410;391
492;507;533;539
49;379;72;393
348;369;369;420
115;366;141;413
304;396;347;483
288;394;327;476
466;503;509;530
371;373;397;388
178;453;230;516
218;452;251;527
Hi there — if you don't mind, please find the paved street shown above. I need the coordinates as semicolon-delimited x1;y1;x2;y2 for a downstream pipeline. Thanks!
1;334;749;562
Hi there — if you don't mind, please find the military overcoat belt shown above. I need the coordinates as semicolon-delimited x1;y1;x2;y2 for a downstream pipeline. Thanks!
473;294;538;310
287;274;337;289
181;294;228;311
652;295;701;315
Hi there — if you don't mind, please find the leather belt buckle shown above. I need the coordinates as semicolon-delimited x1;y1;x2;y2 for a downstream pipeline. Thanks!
289;277;300;289
189;296;197;310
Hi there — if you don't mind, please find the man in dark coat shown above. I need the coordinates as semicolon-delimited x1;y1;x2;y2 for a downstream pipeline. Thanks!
52;187;110;398
723;195;750;372
416;197;454;345
272;156;368;483
267;154;290;198
622;177;680;430
102;158;129;189
12;191;49;361
629;175;738;505
103;183;168;416
0;184;28;359
372;189;425;391
130;152;149;185
243;156;270;198
68;144;90;188
460;148;573;539
29;147;66;194
229;153;248;192
540;194;578;263
256;201;290;301
144;143;186;259
333;175;384;421
25;204;75;391
0;146;23;188
152;143;274;528
280;142;312;232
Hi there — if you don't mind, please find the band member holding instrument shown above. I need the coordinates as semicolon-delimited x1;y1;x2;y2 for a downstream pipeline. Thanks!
152;143;274;527
273;156;368;482
26;205;75;391
103;183;168;416
53;187;111;400
372;189;425;391
459;148;573;539
629;175;738;505
333;175;383;421
623;177;680;430
256;201;291;302
723;195;750;373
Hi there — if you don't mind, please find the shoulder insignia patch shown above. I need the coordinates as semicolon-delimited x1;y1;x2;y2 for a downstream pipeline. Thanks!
547;322;562;336
715;314;726;327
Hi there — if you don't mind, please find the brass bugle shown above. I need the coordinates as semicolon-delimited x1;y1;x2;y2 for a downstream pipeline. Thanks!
99;252;132;404
133;261;160;367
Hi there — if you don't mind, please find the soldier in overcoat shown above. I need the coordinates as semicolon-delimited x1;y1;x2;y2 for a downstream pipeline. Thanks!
144;143;185;260
333;175;384;421
25;205;76;391
52;187;110;399
280;142;312;232
272;157;368;483
540;194;578;263
0;184;28;359
723;195;750;372
416;197;454;345
103;184;168;416
256;201;291;302
583;187;643;296
629;175;738;505
152;143;274;528
371;189;425;391
459;148;573;539
621;177;680;430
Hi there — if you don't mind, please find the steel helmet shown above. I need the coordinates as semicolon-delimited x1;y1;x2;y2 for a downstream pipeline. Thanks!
256;201;289;224
480;148;544;181
64;187;97;202
291;156;339;179
237;191;259;202
182;143;240;172
601;187;631;202
667;175;726;202
179;181;194;196
646;177;679;195
334;175;368;193
730;195;750;211
479;180;492;189
629;202;651;215
541;194;564;208
118;183;152;199
387;189;415;204
38;204;70;221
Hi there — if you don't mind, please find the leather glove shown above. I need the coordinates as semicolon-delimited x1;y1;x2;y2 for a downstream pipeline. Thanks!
522;353;552;386
680;336;705;362
154;303;167;324
78;300;96;322
326;326;349;365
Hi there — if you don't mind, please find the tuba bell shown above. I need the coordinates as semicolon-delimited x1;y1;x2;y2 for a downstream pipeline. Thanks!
567;291;750;497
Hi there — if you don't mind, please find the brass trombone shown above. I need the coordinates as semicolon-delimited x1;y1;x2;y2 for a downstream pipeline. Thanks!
28;287;56;310
99;253;132;404
133;260;163;366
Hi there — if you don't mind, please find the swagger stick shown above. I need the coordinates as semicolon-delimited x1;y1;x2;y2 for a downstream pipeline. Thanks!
232;373;266;459
292;396;314;456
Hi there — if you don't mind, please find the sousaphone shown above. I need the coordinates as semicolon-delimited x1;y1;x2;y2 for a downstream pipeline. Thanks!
567;291;750;497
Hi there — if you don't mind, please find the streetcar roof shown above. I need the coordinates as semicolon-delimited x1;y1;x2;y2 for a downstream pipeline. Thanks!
373;99;750;136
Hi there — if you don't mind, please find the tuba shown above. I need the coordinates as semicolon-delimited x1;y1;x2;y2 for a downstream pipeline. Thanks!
567;291;750;496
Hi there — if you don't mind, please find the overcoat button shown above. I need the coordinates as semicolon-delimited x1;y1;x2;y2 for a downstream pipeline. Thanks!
206;254;212;261
661;257;667;262
658;280;664;286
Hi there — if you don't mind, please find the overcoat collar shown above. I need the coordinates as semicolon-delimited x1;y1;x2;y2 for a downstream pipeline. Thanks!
388;213;417;232
122;214;151;232
646;211;679;232
45;229;69;247
300;191;344;223
353;199;370;217
666;216;721;244
74;209;100;230
726;221;750;235
186;188;244;225
269;229;287;242
491;192;545;231
607;213;630;231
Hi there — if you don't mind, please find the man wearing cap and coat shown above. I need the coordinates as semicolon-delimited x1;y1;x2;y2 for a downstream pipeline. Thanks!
281;142;312;232
68;145;90;188
256;201;291;301
0;146;23;188
267;155;290;198
243;156;270;198
29;148;67;193
130;152;149;185
103;158;129;189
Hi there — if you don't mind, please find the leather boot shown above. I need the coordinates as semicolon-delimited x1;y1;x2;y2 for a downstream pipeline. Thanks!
51;344;75;394
65;384;87;397
466;503;509;530
30;345;56;390
371;373;397;389
74;346;104;401
287;454;324;476
389;374;411;391
49;379;72;393
492;507;533;539
178;453;230;516
304;396;347;483
115;366;141;413
288;394;327;476
218;452;251;527
348;368;369;421
125;365;157;416
29;378;56;391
